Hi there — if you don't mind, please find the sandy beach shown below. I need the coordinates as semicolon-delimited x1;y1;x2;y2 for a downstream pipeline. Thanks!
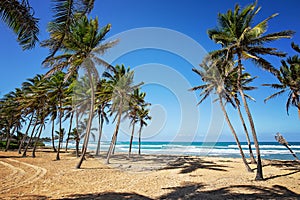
0;149;300;199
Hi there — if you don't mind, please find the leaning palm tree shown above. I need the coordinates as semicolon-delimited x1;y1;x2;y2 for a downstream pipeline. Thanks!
43;15;117;168
207;1;294;180
105;65;143;164
275;133;299;161
225;68;258;164
264;42;300;117
191;57;253;172
0;0;39;49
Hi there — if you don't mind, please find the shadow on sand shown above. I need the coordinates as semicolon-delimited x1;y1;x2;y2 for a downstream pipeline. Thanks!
28;184;298;200
161;156;229;173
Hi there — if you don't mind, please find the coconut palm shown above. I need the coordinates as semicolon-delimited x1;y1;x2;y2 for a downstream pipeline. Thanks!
0;0;39;49
225;68;258;164
42;0;95;58
207;1;294;180
47;71;73;160
191;57;253;172
264;42;300;116
128;88;146;158
95;79;111;156
42;15;117;168
136;105;151;155
105;65;143;164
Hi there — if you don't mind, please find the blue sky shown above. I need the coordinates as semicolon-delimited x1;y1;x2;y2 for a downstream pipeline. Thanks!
0;0;300;142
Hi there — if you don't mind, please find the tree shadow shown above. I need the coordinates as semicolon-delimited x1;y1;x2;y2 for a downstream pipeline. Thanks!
161;156;229;174
60;192;152;200
263;160;300;180
160;183;300;199
7;195;48;200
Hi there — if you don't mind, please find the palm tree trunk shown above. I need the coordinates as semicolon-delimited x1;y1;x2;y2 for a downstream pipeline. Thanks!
76;75;95;169
106;107;122;164
219;97;253;172
56;100;63;160
5;125;16;152
32;124;43;158
51;118;57;152
138;123;143;155
65;111;74;152
18;113;34;154
96;111;104;156
75;112;80;157
284;144;299;161
22;118;38;157
237;53;263;180
235;98;256;164
128;121;136;158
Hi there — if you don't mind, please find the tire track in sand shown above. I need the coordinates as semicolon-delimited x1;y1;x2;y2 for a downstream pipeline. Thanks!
0;158;47;194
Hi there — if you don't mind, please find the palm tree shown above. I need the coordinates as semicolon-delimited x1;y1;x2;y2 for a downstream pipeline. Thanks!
136;106;151;155
207;2;294;180
42;0;95;58
0;0;39;49
225;68;258;164
264;42;300;117
42;15;116;168
128;88;146;158
191;57;253;172
21;74;47;157
95;79;111;156
105;65;143;164
275;133;299;161
46;71;72;160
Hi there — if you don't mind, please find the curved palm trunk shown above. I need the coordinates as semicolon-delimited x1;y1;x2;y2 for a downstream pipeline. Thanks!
51;118;57;152
22;118;38;157
235;99;256;164
76;76;95;169
65;111;74;152
138;123;143;155
128;121;136;158
106;106;122;164
219;97;253;172
237;54;263;180
18;113;34;154
96;111;104;156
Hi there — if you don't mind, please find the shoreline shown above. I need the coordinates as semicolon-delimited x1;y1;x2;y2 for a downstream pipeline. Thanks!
1;149;300;199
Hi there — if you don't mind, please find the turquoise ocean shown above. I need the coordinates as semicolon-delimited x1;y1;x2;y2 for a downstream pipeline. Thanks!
48;141;300;161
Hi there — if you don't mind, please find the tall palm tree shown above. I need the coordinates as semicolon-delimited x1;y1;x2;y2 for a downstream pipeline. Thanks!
225;68;258;164
128;88;146;158
264;42;300;116
207;2;294;180
0;0;39;49
47;71;72;160
95;79;111;156
105;65;143;164
136;105;151;155
42;15;116;168
191;58;253;172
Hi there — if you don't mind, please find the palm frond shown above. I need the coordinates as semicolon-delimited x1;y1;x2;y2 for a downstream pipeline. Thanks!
0;0;39;49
